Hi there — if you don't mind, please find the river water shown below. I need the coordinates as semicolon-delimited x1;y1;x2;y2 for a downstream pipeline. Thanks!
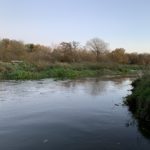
0;77;149;150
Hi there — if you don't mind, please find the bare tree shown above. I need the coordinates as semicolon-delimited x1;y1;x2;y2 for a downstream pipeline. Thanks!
86;38;108;62
57;41;80;62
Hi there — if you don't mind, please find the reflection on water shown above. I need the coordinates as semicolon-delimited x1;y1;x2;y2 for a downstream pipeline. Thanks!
61;77;130;96
138;121;150;139
0;77;150;150
125;116;150;142
126;109;150;140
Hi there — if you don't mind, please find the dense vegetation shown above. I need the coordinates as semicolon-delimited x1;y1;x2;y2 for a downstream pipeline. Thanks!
0;38;150;65
0;61;143;80
126;74;150;121
125;74;150;138
0;38;150;80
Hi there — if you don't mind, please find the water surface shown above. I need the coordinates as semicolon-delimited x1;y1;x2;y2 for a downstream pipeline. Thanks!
0;78;149;150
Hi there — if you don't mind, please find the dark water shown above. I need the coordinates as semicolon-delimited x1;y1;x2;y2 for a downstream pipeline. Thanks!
0;78;149;150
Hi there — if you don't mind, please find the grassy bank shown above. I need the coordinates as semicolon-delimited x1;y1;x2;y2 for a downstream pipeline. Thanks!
125;74;150;122
0;61;143;80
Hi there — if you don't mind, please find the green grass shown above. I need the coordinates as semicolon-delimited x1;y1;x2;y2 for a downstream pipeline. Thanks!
125;74;150;122
0;61;144;80
125;73;150;137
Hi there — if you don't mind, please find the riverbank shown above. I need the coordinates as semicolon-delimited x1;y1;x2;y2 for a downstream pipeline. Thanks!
125;74;150;122
0;61;143;80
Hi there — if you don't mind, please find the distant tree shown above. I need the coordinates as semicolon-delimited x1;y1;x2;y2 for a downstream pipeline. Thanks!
86;38;108;62
0;39;10;49
0;38;150;66
25;44;35;52
71;41;79;50
138;53;150;65
57;41;80;62
128;52;139;64
111;48;128;64
0;39;26;61
60;42;73;62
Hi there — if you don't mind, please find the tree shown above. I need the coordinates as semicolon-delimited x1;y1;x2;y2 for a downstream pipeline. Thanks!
0;39;26;61
86;38;108;62
25;44;35;52
128;52;139;64
111;48;128;64
57;41;79;62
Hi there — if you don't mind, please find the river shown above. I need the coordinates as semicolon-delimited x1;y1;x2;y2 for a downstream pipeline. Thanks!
0;77;149;150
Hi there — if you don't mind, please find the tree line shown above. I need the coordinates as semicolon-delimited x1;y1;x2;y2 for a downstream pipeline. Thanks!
0;38;150;66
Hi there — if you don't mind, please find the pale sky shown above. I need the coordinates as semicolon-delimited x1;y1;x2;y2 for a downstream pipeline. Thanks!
0;0;150;53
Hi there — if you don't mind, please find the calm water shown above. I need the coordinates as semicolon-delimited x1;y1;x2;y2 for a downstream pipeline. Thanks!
0;78;149;150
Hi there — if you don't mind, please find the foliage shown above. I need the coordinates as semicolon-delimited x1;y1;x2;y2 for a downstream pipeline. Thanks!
126;74;150;121
0;38;150;66
0;62;143;80
86;38;108;62
0;38;149;80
